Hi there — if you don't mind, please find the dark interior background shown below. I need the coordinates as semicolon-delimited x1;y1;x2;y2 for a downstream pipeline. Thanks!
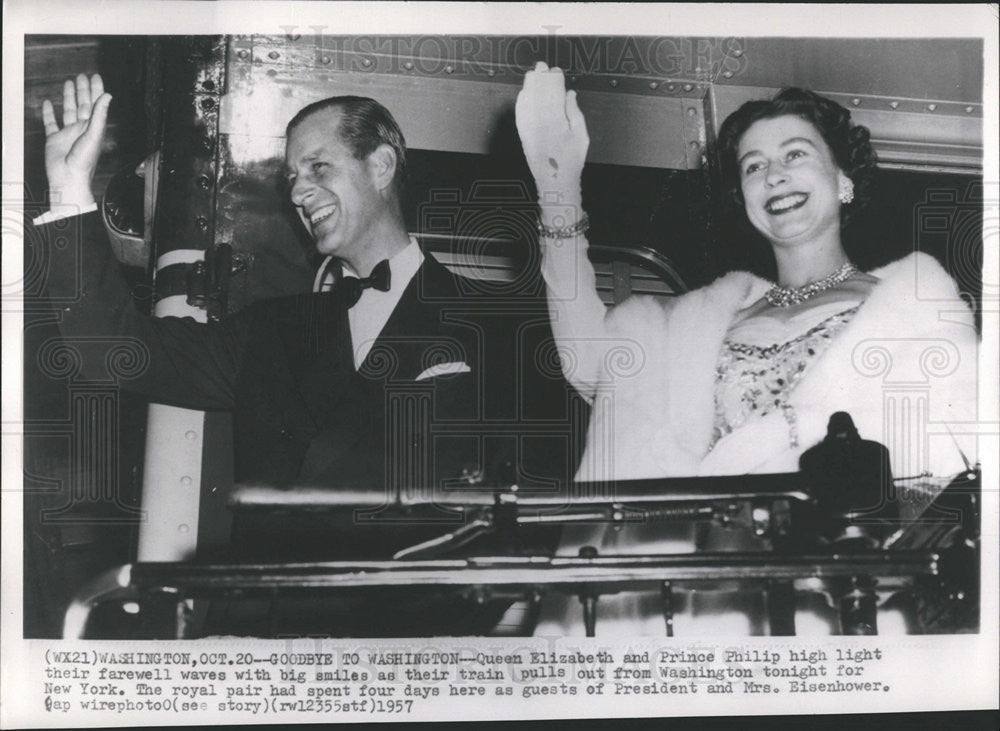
22;35;985;638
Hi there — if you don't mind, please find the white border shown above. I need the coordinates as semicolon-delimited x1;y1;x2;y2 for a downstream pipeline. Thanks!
3;3;998;727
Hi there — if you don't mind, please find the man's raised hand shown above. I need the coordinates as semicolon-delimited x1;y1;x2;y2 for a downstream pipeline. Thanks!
41;73;112;211
515;62;589;203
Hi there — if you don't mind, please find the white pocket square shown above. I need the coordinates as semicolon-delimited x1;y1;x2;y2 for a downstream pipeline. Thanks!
415;361;471;381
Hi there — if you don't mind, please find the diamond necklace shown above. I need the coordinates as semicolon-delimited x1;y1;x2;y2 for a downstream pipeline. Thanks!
764;261;858;307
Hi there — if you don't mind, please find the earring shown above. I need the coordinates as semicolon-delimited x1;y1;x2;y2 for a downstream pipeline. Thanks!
839;178;855;205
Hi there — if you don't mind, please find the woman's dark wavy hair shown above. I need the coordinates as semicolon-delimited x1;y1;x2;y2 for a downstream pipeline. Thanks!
715;88;878;229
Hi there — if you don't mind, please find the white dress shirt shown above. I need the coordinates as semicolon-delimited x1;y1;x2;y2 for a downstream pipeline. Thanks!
344;235;424;369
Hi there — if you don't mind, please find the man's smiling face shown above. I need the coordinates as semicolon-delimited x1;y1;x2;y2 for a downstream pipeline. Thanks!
285;107;383;259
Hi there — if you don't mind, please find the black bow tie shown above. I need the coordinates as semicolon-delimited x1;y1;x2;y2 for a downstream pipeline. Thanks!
338;259;391;308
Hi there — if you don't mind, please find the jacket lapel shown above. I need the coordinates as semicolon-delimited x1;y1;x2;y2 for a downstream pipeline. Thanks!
357;253;462;381
298;255;466;484
294;290;359;419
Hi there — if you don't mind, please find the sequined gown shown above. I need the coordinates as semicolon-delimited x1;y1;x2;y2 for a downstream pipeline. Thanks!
537;302;889;636
711;303;861;452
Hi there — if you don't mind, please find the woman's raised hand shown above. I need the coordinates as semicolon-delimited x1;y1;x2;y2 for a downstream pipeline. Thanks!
516;62;589;204
41;73;112;211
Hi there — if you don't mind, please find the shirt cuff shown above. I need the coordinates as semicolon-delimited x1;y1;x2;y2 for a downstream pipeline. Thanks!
32;203;98;226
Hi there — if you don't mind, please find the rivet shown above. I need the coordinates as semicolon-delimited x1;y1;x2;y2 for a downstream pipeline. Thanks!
851;98;861;106
733;49;743;57
648;81;658;90
687;107;697;117
487;68;495;77
197;176;211;190
683;83;693;92
267;51;280;60
321;55;331;65
122;602;140;615
444;65;454;74
361;57;372;67
567;76;576;83
689;141;700;150
722;70;733;79
200;97;215;111
181;476;193;486
237;49;249;60
202;137;214;151
609;79;618;87
178;524;190;534
927;103;937;112
889;101;899;109
185;430;198;440
667;84;676;92
195;217;208;231
965;105;974;113
403;61;414;70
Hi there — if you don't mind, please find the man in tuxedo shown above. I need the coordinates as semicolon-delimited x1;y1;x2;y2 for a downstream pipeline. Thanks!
38;74;576;635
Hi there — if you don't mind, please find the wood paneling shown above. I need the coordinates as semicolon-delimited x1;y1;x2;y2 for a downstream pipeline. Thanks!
23;36;149;202
22;36;151;639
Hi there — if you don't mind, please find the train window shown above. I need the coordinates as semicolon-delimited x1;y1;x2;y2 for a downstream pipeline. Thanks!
852;169;984;331
405;149;700;300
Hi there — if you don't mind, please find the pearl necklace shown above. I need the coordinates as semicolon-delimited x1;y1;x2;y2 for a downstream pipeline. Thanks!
764;262;858;307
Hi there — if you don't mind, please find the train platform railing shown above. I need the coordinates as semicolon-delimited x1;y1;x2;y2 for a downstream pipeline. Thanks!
64;469;980;639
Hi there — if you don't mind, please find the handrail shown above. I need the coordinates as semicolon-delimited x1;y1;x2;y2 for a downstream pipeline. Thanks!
229;472;811;510
127;552;939;592
588;244;688;294
63;549;941;638
62;565;134;640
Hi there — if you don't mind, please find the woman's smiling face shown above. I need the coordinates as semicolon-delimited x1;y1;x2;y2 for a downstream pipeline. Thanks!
737;114;850;248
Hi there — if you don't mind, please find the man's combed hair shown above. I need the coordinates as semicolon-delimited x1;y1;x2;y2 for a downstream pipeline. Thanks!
715;87;878;228
286;96;408;195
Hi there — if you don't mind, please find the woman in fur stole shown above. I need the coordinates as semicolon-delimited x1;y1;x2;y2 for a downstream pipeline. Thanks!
515;63;978;635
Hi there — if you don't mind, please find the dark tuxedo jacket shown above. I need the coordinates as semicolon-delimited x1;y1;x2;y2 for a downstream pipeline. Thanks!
41;213;579;561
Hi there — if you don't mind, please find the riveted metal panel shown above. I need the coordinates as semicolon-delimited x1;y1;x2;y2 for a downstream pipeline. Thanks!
711;84;983;174
153;37;227;257
220;35;695;170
